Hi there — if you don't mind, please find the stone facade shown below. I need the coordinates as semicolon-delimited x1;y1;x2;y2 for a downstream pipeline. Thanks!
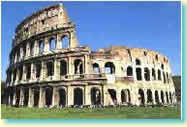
5;4;177;108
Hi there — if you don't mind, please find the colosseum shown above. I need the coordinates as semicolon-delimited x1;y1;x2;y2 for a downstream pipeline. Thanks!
5;4;177;108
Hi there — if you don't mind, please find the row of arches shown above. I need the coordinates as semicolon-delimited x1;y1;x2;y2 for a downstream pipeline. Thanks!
13;87;102;107
12;36;69;64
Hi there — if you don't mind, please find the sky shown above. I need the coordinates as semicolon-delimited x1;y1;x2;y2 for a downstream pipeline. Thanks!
1;1;181;81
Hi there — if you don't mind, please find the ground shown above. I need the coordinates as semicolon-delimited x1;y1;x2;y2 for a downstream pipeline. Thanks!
1;104;181;119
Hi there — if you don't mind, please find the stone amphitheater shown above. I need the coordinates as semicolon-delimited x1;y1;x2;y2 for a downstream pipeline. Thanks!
5;4;177;108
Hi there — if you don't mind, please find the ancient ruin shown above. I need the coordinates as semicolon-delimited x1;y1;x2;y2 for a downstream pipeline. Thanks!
5;4;177;108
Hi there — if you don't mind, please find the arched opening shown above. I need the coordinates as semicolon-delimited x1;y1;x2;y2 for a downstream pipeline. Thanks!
30;42;34;56
161;91;165;104
59;88;66;107
47;61;54;76
161;64;164;70
36;63;41;78
74;88;83;106
147;89;153;104
23;44;26;58
144;67;150;81
166;92;169;104
136;68;142;81
39;40;44;53
26;63;31;80
61;36;69;48
127;66;133;76
9;89;14;105
138;89;145;105
158;69;161;80
60;60;67;76
33;87;39;107
121;89;131;104
104;62;115;74
108;89;117;105
74;59;83;74
152;68;156;80
169;92;172;103
19;66;23;81
163;72;166;83
45;87;53;107
155;90;159;104
23;88;29;106
135;59;141;65
15;88;20;106
49;37;56;51
91;87;101;105
93;63;100;74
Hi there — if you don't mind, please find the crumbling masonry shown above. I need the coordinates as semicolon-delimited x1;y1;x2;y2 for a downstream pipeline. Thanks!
5;4;177;108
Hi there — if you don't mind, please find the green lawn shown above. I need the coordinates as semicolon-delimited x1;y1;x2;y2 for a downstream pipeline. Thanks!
1;104;181;119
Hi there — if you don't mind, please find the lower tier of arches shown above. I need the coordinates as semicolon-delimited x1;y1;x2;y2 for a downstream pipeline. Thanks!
5;85;177;108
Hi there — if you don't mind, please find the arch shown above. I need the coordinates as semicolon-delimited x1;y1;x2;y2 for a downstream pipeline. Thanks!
49;37;56;51
91;87;101;105
135;59;141;65
161;91;165;104
39;40;44;53
30;42;34;56
158;69;161;80
60;60;67;76
127;66;133;76
23;88;29;106
93;63;100;74
26;63;31;80
47;61;54;76
169;92;172;103
19;65;23;81
155;90;159;104
104;62;115;74
23;44;26;57
15;88;20;107
121;89;131;103
136;68;142;81
45;87;53;107
61;36;69;48
33;87;40;107
163;72;166;83
152;68;156;80
138;89;145;105
36;63;41;78
166;92;169;104
161;64;164;70
74;88;83;105
58;88;66;107
108;89;117;105
144;67;150;81
74;59;83;74
147;89;153;104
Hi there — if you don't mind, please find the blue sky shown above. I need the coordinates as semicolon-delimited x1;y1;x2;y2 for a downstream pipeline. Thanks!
1;1;181;81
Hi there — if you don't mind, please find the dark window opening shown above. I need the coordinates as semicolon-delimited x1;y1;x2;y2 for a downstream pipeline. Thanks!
156;55;158;61
74;59;83;74
163;72;166;83
144;67;150;81
47;61;54;76
161;91;165;104
91;87;101;105
15;88;20;106
39;40;44;53
108;89;117;105
30;42;34;56
147;89;153;103
104;62;115;74
152;68;156;80
26;64;31;80
33;87;39;107
135;59;141;65
155;90;159;104
166;92;169;103
23;88;29;106
158;69;161;80
127;66;133;76
161;64;164;70
136;68;142;81
60;60;67;76
59;88;66;107
138;89;145;105
19;66;23;81
36;63;41;78
45;87;53;107
121;89;131;103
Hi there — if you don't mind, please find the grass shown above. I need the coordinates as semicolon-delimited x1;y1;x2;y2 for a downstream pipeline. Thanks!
1;104;181;119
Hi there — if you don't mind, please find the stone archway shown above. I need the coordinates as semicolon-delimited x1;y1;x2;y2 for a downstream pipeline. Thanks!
33;87;40;107
138;89;145;105
45;87;53;107
15;88;20;107
58;88;66;107
161;91;165;104
121;89;131;104
23;88;29;106
147;89;153;104
108;89;117;105
155;90;159;104
91;87;101;105
74;88;83;106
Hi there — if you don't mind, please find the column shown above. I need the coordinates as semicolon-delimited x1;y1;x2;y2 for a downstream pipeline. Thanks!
44;37;49;52
152;90;156;105
143;89;147;105
28;87;34;107
52;87;59;107
163;91;167;104
84;86;91;105
67;86;73;106
158;90;162;104
20;47;23;60
12;88;16;106
34;40;39;56
56;34;62;49
117;89;121;104
26;43;30;57
102;86;109;106
39;87;45;108
30;63;34;81
142;67;145;81
19;87;24;106
54;60;57;80
22;64;26;81
84;55;89;74
68;57;73;75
